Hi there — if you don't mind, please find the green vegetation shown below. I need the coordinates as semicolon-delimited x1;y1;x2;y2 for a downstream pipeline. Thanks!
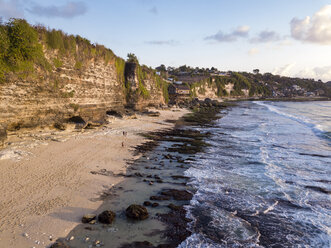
53;57;63;68
155;75;169;103
127;53;139;64
69;103;79;112
0;18;49;81
115;57;126;84
74;61;82;70
137;64;150;99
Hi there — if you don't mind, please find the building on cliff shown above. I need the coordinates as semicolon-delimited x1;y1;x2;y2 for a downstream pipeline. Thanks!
168;83;190;104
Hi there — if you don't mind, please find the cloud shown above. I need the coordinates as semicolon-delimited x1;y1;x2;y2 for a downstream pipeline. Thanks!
290;5;331;45
0;0;24;19
149;6;158;15
248;48;259;55
28;1;87;19
297;66;331;81
205;25;250;42
272;63;296;77
145;40;178;46
250;30;281;43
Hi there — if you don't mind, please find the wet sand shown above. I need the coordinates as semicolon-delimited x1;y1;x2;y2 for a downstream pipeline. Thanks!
0;108;189;248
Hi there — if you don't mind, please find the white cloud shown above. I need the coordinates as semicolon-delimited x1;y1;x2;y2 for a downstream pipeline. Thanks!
248;48;259;55
272;63;296;77
290;5;331;45
297;66;331;82
205;25;250;42
0;0;24;19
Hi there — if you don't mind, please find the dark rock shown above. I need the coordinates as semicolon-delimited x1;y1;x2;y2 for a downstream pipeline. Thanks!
150;195;171;201
156;179;164;183
142;111;161;117
171;175;189;180
161;189;193;201
167;203;182;211
0;124;7;147
126;205;149;220
106;110;124;118
81;214;96;224
134;172;143;177
68;116;86;129
120;241;154;248
143;201;152;206
157;204;192;245
54;122;66;131
98;210;116;224
50;240;70;248
154;175;161;180
151;203;159;208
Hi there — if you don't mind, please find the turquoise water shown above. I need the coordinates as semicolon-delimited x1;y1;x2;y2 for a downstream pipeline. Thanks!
180;101;331;247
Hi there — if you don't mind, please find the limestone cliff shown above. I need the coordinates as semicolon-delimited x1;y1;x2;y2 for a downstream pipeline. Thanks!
0;20;168;146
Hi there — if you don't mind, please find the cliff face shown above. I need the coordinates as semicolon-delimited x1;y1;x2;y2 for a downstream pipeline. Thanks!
0;50;166;145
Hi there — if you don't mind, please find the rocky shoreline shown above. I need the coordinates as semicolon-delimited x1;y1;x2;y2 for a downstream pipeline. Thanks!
50;100;228;248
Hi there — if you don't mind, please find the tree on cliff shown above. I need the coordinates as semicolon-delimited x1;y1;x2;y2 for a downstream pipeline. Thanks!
127;53;139;64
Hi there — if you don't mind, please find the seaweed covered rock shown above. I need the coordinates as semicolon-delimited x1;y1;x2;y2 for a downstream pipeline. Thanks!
98;210;116;224
161;189;193;201
126;205;149;220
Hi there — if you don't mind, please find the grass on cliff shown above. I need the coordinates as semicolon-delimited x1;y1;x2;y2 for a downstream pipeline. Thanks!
0;18;120;82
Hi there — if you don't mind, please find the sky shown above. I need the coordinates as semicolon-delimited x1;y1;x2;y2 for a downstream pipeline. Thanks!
1;0;331;81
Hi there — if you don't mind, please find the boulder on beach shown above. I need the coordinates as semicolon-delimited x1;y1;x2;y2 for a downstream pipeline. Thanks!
50;240;70;248
98;210;116;224
81;214;96;224
126;204;149;220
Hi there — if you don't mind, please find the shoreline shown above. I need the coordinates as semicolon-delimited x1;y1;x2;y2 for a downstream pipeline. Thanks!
50;102;226;248
0;108;189;248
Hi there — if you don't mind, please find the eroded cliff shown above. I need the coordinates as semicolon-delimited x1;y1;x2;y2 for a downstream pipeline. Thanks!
0;19;168;146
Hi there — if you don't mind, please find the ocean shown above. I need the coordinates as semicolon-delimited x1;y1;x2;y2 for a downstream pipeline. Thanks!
180;101;331;247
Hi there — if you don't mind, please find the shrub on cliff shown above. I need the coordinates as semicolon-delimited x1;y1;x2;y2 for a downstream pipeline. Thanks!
6;19;45;70
0;18;49;79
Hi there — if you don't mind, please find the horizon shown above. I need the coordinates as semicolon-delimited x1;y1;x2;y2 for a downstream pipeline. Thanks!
0;0;331;81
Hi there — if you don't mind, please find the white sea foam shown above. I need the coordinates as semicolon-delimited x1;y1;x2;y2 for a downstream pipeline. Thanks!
254;101;331;135
181;101;331;247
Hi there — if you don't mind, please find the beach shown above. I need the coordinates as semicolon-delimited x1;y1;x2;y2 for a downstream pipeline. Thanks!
0;108;189;248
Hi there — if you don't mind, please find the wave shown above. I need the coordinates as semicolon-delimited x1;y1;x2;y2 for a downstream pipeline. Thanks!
254;101;330;139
